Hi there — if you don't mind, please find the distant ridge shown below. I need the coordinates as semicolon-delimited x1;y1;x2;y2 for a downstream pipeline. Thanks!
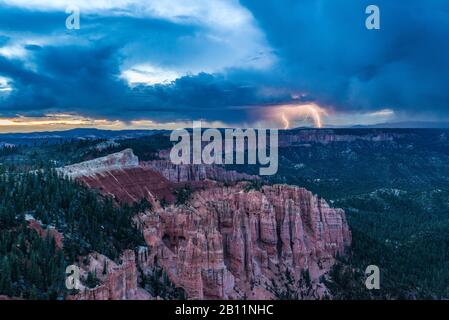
1;122;449;141
292;121;449;130
0;128;166;139
349;121;449;129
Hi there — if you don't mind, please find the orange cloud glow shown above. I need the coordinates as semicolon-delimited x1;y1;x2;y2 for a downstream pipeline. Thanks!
0;114;229;133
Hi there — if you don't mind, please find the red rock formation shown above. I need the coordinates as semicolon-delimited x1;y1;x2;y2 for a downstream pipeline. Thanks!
26;216;64;249
62;149;351;300
69;250;151;300
136;183;351;299
78;167;174;205
60;149;256;207
59;149;174;205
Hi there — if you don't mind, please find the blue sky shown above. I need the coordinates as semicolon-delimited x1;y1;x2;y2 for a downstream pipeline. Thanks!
0;0;448;131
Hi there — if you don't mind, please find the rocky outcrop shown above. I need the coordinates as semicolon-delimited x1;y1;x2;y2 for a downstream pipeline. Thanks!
77;167;174;205
59;149;253;206
26;215;64;249
93;140;120;151
59;148;139;179
62;149;351;300
142;160;257;183
69;250;151;300
136;183;351;299
59;149;174;204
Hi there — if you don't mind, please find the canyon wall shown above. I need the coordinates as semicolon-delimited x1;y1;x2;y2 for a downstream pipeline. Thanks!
61;149;351;300
59;149;174;205
142;160;257;183
69;250;151;300
136;183;351;299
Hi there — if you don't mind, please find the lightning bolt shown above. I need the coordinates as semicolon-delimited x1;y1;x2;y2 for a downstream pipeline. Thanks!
281;113;290;129
276;104;326;129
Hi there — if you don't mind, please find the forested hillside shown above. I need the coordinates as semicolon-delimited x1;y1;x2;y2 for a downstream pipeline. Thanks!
0;170;145;299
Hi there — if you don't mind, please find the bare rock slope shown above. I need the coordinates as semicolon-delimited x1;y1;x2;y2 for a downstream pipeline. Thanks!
59;149;174;204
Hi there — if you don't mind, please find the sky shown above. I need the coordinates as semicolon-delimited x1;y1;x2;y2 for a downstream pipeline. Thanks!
0;0;448;132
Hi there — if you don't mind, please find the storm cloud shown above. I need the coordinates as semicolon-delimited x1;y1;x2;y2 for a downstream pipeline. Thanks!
0;0;448;125
241;0;449;117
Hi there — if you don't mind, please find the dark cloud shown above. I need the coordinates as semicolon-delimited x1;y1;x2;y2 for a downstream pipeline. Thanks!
0;43;288;123
0;1;448;124
241;0;449;117
129;73;292;123
1;6;276;123
0;43;129;117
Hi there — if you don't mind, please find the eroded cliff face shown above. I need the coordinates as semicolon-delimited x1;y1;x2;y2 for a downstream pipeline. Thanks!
59;149;174;205
136;183;351;299
69;250;151;300
142;160;258;183
60;149;351;300
26;215;64;249
77;167;174;205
